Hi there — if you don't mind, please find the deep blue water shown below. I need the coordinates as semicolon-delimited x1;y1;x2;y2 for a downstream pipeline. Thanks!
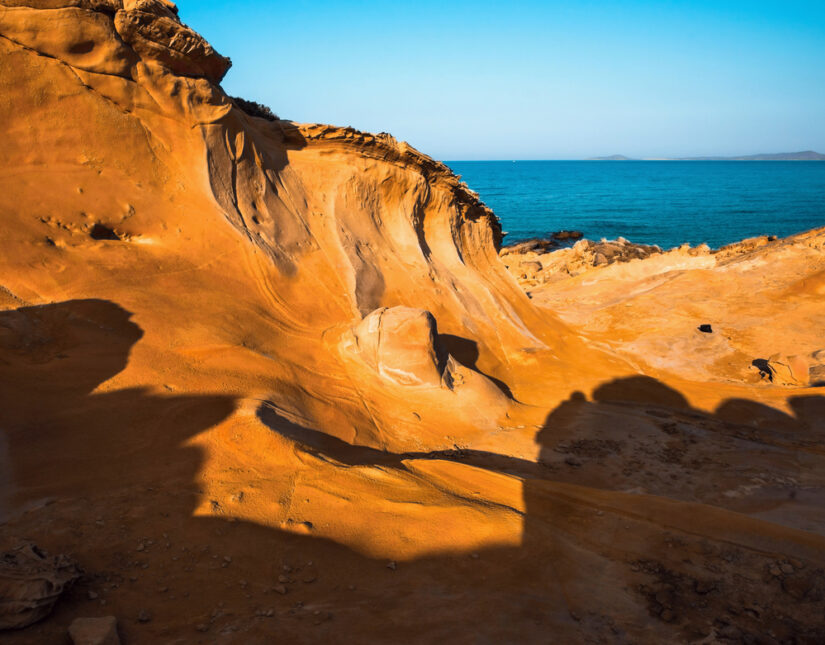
446;161;825;249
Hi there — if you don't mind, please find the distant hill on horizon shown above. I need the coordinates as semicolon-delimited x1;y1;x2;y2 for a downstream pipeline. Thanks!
588;150;825;161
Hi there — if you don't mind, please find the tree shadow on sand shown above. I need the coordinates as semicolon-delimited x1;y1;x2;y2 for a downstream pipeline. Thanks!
257;375;825;643
0;299;235;507
2;302;824;643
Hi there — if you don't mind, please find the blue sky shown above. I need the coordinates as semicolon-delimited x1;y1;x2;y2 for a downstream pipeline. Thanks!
176;1;825;160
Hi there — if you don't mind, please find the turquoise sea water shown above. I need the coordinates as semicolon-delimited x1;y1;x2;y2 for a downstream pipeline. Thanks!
446;161;825;249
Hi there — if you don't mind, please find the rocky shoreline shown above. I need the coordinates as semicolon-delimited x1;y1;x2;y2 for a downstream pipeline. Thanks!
500;230;786;287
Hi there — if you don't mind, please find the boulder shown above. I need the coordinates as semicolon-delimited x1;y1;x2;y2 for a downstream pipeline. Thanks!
0;543;81;630
350;307;444;387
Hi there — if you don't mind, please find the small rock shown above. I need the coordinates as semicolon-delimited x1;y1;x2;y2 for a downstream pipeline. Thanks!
68;616;120;645
769;565;782;577
87;591;99;600
717;624;741;640
780;563;794;574
195;623;209;633
593;252;608;266
137;610;152;623
278;575;290;583
564;456;582;467
387;561;397;570
782;575;813;600
274;584;288;595
136;543;144;552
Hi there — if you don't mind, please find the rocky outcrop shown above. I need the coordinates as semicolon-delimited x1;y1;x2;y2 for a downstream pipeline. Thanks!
501;236;673;286
0;544;81;630
0;0;228;81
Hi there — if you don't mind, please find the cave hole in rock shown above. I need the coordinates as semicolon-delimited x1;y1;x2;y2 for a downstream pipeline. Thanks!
89;223;121;241
751;358;774;382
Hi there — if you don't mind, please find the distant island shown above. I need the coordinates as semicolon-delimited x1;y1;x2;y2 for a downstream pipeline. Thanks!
589;150;825;161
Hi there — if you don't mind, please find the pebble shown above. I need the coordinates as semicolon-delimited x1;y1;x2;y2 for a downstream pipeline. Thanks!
68;616;119;645
137;610;152;623
195;623;209;632
387;561;397;570
769;565;782;577
136;543;145;552
278;575;290;583
87;590;99;600
780;563;794;574
274;584;288;595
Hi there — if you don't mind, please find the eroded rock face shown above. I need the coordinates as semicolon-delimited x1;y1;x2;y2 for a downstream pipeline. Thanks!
114;2;230;82
0;0;230;82
0;543;81;631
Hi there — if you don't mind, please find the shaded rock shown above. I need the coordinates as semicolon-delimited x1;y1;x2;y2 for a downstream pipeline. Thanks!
520;260;543;276
751;358;774;382
552;230;583;241
68;616;120;645
698;324;713;333
593;252;608;266
0;543;81;630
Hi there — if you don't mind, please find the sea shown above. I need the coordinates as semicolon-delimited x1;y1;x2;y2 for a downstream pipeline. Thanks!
445;161;825;249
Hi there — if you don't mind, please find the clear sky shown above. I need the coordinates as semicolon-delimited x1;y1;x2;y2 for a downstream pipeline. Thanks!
175;1;825;160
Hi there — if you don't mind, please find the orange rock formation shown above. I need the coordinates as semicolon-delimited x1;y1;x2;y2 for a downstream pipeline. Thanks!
1;2;824;642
